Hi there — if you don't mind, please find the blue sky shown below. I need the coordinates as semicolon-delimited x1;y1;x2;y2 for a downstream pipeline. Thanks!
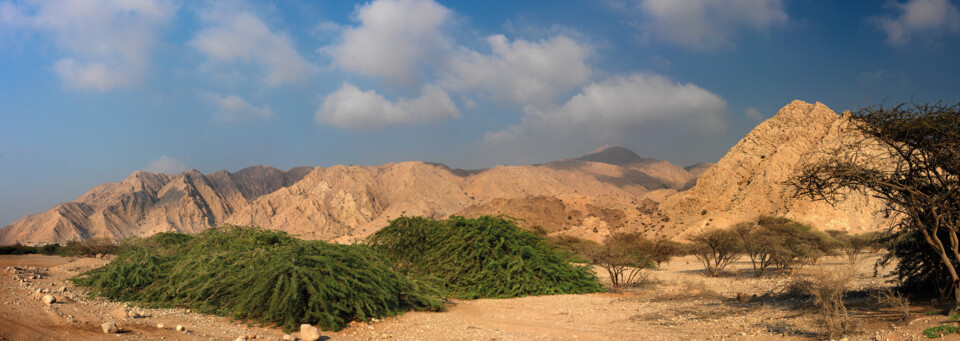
1;0;959;226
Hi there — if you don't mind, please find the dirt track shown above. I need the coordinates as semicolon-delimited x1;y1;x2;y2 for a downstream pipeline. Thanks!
0;254;953;340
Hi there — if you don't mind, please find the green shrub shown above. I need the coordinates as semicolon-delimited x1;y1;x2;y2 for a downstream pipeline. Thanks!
37;244;64;256
924;325;959;338
368;215;603;299
0;244;38;255
72;226;442;332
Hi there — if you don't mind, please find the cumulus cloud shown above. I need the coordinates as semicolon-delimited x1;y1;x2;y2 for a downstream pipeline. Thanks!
202;93;274;122
626;0;787;50
486;73;726;141
190;7;316;86
870;0;960;45
327;0;452;85
1;0;176;90
315;82;459;130
442;35;592;107
744;107;764;121
145;155;188;174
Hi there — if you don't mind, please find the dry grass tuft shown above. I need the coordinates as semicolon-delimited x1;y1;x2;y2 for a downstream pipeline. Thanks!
790;265;860;338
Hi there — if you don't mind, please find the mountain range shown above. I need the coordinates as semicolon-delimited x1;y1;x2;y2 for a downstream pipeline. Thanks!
0;100;889;245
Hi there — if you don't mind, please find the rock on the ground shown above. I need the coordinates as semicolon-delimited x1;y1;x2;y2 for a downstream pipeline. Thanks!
176;324;186;332
300;324;321;341
110;308;129;319
42;295;56;305
101;322;118;334
283;334;296;341
157;323;165;329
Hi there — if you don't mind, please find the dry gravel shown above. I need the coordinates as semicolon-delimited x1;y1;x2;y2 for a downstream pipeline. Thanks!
0;253;952;340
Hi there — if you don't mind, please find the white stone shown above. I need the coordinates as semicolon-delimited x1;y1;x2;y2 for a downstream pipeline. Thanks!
42;295;56;305
300;324;321;341
176;324;185;332
101;322;118;333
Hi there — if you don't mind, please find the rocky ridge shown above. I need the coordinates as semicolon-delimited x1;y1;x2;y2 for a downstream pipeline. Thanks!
0;100;892;245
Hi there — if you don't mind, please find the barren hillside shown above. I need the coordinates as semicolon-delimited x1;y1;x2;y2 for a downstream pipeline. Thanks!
646;100;890;239
0;100;894;246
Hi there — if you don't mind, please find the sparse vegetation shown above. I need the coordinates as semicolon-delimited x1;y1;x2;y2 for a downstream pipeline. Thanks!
792;265;859;338
872;288;911;320
72;226;442;332
924;325;959;339
828;230;881;262
63;238;118;257
367;215;603;299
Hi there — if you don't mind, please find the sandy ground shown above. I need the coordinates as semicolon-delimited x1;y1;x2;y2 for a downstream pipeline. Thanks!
0;253;957;340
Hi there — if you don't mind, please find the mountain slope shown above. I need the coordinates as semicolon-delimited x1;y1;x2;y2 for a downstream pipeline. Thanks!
648;100;888;238
1;151;691;245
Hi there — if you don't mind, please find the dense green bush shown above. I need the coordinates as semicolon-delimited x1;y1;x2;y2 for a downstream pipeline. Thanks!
0;243;66;256
368;215;603;299
0;244;38;255
72;226;442;332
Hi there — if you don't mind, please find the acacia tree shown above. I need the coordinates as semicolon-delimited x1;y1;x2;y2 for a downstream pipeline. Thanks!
592;232;655;292
791;102;960;313
688;228;742;277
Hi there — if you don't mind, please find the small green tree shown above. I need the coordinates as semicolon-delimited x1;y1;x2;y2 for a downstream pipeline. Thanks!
757;216;838;276
688;228;742;277
732;222;776;277
591;232;655;292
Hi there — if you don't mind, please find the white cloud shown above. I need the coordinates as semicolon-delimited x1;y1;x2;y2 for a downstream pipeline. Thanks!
632;0;787;50
145;155;188;174
326;0;452;85
202;93;274;122
190;7;316;86
442;35;592;107
744;107;764;121
315;82;459;130
1;0;177;90
487;73;726;141
871;0;960;45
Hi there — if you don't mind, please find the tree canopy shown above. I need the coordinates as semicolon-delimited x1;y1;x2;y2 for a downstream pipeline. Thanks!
792;102;960;311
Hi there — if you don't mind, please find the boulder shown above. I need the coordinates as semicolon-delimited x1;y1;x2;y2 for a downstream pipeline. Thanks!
42;295;56;305
300;324;321;341
101;322;118;334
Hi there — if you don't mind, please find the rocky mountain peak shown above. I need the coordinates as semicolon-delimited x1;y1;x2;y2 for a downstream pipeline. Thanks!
574;145;644;166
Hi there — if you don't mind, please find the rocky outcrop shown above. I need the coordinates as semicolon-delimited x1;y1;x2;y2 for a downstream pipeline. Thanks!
650;100;889;238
